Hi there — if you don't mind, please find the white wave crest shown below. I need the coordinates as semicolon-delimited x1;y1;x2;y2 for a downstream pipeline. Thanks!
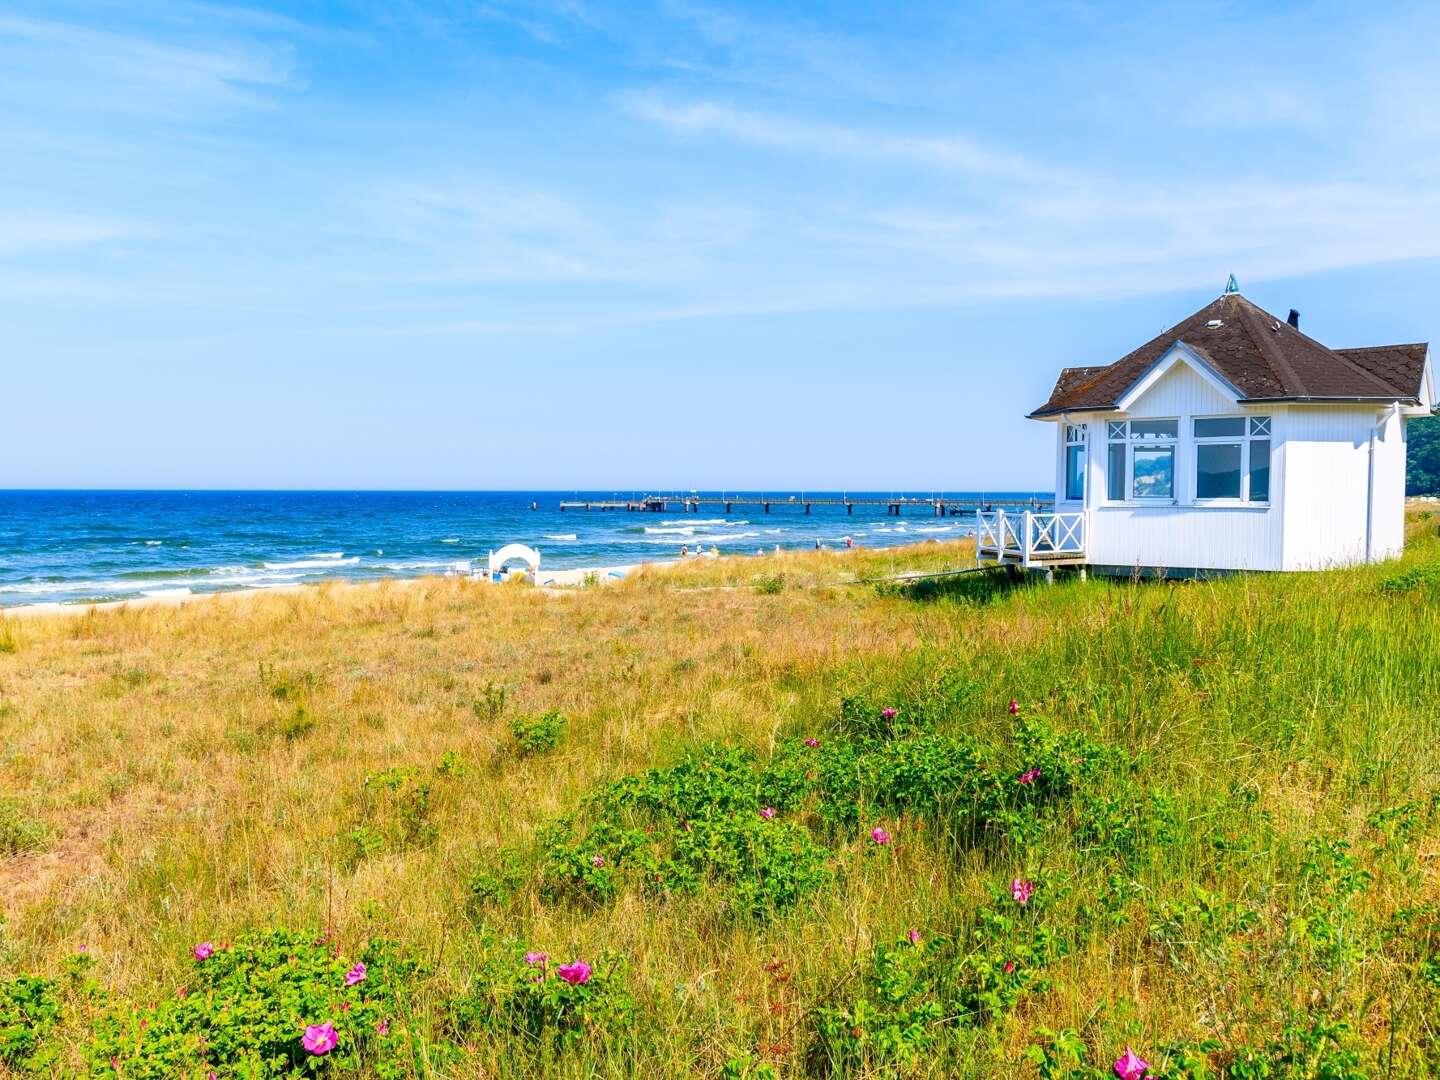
263;556;359;570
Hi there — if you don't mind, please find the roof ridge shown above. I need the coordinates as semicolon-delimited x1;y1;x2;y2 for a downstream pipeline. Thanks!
1336;342;1429;353
1232;297;1304;395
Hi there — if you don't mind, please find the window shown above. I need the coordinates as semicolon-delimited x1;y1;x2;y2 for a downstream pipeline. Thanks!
1106;419;1177;501
1192;414;1271;502
1063;423;1086;501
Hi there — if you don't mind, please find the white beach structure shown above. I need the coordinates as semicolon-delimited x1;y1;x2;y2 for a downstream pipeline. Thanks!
978;282;1434;575
486;543;541;582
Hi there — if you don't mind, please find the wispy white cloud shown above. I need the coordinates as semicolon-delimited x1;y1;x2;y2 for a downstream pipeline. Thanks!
0;210;141;258
0;12;298;116
624;95;1070;184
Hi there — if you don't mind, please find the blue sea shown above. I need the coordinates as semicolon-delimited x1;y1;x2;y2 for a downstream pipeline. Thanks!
0;490;1041;607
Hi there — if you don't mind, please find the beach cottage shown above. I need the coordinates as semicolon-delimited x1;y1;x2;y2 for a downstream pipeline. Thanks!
977;281;1434;574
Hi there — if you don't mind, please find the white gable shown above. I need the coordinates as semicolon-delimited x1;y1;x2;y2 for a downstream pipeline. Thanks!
1117;344;1239;417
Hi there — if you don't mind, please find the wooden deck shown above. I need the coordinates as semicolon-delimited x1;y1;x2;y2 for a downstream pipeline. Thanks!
975;509;1087;570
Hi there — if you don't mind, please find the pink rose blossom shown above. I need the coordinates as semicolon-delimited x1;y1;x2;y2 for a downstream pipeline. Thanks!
1011;878;1033;905
591;854;605;868
193;942;214;961
1003;960;1016;974
344;961;366;987
524;951;548;966
377;1019;390;1036
556;960;592;985
1114;1047;1150;1080
1008;698;1020;714
804;737;820;748
1018;767;1041;785
759;806;776;820
907;928;921;946
301;1023;338;1056
880;707;897;720
870;827;891;845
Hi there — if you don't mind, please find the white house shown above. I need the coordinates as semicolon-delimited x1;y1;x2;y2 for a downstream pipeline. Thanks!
977;282;1434;574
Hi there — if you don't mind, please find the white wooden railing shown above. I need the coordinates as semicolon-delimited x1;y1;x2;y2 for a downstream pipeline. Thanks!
975;510;1086;568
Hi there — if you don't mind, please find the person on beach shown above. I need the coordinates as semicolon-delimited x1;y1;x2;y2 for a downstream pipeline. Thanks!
680;544;689;559
710;545;719;558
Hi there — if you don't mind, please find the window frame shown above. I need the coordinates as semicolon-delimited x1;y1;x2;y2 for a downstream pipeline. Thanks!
1191;413;1271;505
1062;423;1087;503
1105;418;1179;504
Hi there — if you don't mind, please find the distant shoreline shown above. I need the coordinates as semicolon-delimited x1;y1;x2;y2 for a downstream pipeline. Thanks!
0;557;672;618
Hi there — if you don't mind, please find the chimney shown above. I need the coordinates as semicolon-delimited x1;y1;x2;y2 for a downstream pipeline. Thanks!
1287;309;1300;329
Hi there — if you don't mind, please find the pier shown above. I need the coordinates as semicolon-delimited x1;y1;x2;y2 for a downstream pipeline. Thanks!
557;494;1053;517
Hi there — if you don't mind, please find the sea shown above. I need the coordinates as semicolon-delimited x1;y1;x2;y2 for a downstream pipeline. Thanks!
0;490;1041;608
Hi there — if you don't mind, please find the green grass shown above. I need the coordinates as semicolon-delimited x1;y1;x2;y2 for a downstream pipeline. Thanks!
2;521;1440;1076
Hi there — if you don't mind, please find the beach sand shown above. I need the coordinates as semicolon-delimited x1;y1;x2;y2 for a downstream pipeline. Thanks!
2;557;676;619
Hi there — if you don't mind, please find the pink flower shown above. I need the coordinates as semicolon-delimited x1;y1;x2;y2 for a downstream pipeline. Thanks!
556;960;592;985
1018;767;1041;785
1008;698;1020;715
1114;1047;1150;1080
301;1022;338;1055
804;737;820;748
870;827;891;845
344;961;366;987
377;1018;390;1036
193;942;214;961
591;854;605;868
907;928;921;946
524;951;548;966
880;707;897;720
1011;878;1033;905
77;944;88;954
1003;960;1016;974
759;806;776;820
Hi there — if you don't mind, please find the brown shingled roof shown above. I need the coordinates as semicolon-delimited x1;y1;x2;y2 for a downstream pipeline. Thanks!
1030;293;1429;417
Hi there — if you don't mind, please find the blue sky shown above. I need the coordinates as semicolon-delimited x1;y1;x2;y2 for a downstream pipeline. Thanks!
3;0;1439;490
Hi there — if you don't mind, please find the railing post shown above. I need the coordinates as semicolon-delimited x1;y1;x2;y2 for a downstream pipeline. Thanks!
1023;511;1033;568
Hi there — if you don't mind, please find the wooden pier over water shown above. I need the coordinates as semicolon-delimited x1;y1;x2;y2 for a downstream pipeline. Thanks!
557;494;1053;517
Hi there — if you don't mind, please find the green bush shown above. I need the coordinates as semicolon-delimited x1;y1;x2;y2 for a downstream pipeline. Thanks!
0;973;61;1070
445;949;634;1046
87;930;424;1078
815;903;1064;1074
510;710;566;756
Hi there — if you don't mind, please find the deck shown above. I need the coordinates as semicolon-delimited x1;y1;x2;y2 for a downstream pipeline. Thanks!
975;509;1087;570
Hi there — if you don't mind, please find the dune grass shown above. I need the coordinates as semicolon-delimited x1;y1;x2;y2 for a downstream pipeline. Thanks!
2;514;1440;1076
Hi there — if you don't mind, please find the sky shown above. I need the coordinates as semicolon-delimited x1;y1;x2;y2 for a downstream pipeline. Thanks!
3;0;1439;490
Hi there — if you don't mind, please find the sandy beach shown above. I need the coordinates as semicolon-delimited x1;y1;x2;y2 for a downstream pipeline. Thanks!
1;557;675;619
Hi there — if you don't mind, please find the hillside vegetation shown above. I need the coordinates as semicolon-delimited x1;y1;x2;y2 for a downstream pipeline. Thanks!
3;512;1440;1077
